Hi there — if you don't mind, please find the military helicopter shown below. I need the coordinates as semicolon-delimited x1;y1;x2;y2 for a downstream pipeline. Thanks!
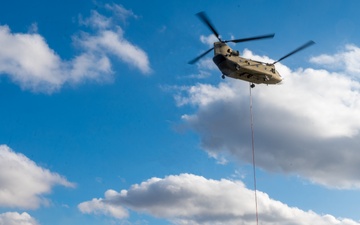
189;12;315;88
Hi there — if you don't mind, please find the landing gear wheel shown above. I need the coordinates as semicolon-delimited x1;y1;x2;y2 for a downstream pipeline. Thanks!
221;74;225;79
250;83;255;88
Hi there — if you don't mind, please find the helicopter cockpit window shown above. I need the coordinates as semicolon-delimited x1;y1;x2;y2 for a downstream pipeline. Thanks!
231;50;239;56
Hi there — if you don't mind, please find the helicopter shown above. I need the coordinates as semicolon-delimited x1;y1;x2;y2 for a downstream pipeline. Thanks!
189;12;315;88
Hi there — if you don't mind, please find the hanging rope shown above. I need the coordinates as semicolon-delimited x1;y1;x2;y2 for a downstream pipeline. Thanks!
249;84;259;225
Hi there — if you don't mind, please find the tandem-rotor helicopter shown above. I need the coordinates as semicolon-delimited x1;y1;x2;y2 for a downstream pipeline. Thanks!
189;12;315;88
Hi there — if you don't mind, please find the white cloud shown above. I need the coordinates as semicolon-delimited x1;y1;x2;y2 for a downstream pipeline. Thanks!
76;29;151;75
175;47;360;189
0;4;151;93
79;10;112;30
78;197;128;219
104;3;138;23
200;34;218;47
0;212;38;225
197;57;218;71
310;44;360;77
76;4;151;75
174;82;236;107
0;25;65;93
68;52;112;84
0;145;75;209
78;174;359;225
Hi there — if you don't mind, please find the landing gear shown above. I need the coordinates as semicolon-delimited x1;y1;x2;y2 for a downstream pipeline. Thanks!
221;74;226;79
250;83;255;88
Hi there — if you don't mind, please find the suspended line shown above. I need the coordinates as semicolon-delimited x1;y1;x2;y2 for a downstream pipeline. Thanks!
249;84;259;225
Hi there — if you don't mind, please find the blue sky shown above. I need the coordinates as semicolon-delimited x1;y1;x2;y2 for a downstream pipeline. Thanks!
1;0;360;224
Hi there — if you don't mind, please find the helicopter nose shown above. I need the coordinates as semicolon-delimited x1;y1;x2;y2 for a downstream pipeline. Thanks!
213;54;226;66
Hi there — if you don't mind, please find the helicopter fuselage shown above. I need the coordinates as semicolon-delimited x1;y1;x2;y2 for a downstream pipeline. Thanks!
212;42;282;85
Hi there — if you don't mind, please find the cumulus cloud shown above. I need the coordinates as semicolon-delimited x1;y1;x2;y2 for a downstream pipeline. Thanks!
78;173;359;225
0;145;75;209
174;47;360;189
78;197;128;219
0;212;38;225
0;4;151;93
0;25;65;92
310;44;360;77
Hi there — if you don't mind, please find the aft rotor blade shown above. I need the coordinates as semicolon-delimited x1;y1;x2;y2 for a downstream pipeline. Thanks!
273;40;315;64
196;11;221;41
226;33;275;43
188;47;214;64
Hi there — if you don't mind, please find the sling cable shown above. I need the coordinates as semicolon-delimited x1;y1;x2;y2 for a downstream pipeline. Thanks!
249;83;259;225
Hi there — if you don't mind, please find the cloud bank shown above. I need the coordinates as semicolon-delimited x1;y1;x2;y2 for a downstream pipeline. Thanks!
79;173;359;225
0;212;38;225
0;145;75;209
175;46;360;189
0;4;151;93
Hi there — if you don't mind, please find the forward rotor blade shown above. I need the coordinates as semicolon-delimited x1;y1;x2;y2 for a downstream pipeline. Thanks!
188;47;214;64
196;11;221;41
273;40;315;64
226;33;275;43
